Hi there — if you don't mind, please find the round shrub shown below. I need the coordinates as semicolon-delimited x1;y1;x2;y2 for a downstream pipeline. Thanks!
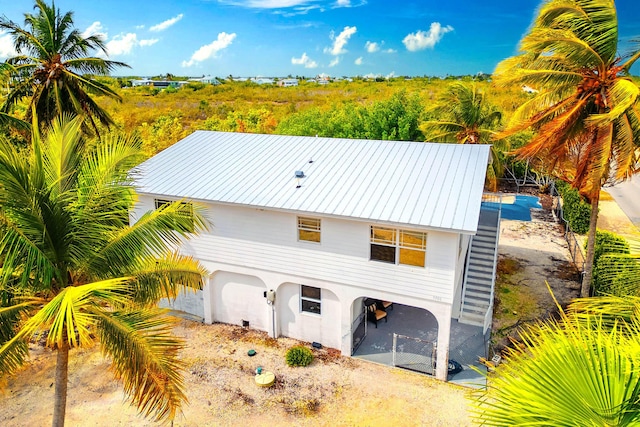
285;345;314;367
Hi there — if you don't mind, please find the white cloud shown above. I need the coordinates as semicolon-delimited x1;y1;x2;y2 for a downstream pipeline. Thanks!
0;32;16;58
150;14;184;32
386;71;395;79
384;48;397;53
105;33;158;56
403;22;453;52
106;33;139;55
333;0;366;7
365;41;379;53
182;32;236;67
140;38;159;47
82;21;107;39
324;26;356;56
354;56;363;65
135;24;145;30
291;52;318;68
329;57;340;67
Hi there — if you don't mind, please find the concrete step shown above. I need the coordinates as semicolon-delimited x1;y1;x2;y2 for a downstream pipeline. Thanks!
465;283;492;292
468;264;494;274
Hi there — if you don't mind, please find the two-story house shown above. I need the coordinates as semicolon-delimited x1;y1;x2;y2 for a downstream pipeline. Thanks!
133;131;496;380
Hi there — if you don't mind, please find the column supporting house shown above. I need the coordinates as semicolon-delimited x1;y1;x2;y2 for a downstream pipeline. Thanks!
435;307;452;381
202;277;213;324
340;298;354;355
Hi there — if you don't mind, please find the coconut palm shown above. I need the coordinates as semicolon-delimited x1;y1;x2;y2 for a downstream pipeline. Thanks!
0;116;208;427
0;0;128;135
473;295;640;426
493;0;640;297
420;82;505;190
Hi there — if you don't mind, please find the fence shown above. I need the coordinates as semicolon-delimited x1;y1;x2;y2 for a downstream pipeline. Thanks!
550;183;586;272
351;311;366;354
392;333;436;376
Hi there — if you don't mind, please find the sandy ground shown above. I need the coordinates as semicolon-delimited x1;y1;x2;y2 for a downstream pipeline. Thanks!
1;195;592;427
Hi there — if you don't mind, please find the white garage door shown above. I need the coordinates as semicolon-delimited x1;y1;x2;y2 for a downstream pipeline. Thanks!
212;271;269;332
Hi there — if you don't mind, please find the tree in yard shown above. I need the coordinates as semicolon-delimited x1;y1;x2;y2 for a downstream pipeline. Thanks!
420;82;505;190
493;0;640;297
473;294;640;425
0;0;128;135
0;116;208;427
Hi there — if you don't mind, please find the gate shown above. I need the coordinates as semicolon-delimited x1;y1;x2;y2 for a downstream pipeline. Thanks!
392;333;437;376
351;305;367;354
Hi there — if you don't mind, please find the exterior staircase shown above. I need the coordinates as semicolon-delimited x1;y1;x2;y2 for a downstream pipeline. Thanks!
459;206;500;331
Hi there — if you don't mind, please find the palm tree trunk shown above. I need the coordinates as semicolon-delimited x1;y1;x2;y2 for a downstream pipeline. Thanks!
581;188;601;297
52;341;69;427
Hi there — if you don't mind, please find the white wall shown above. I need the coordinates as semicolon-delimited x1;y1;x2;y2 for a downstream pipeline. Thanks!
210;271;269;332
278;283;341;349
133;196;462;305
159;289;204;319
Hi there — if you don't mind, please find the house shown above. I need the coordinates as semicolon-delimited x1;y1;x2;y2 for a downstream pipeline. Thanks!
133;131;497;381
189;75;221;85
252;78;274;85
278;78;299;87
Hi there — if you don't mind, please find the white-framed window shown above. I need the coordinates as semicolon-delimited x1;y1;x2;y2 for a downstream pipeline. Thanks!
154;198;194;232
300;285;321;314
298;216;321;243
370;226;426;267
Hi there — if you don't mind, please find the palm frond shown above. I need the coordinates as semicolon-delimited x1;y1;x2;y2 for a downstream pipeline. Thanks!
95;307;187;422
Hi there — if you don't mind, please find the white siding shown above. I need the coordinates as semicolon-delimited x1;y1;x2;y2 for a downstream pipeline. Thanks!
136;196;459;304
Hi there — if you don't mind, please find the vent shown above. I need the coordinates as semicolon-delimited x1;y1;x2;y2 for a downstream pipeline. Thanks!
295;170;305;178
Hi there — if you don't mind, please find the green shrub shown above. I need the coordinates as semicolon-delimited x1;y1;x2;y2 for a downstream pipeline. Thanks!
591;230;630;266
593;253;640;296
558;184;591;234
285;345;314;367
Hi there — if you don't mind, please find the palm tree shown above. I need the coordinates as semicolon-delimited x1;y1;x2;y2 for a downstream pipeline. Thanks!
493;0;640;297
473;295;640;425
420;82;505;190
0;116;208;427
0;0;128;135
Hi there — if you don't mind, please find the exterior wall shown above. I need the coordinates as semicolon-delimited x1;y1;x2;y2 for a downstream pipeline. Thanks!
133;196;461;305
451;234;471;318
159;289;204;319
134;195;464;380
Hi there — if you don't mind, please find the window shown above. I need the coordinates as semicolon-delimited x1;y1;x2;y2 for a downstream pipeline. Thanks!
154;198;194;232
298;217;321;242
300;285;321;314
370;226;426;267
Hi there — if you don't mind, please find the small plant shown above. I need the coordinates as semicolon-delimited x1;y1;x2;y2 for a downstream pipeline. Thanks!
285;345;314;367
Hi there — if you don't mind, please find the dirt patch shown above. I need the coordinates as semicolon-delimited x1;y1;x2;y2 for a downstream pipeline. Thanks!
1;322;473;426
492;205;581;353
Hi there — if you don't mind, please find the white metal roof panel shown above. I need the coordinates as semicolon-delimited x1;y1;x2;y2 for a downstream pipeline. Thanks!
134;131;491;233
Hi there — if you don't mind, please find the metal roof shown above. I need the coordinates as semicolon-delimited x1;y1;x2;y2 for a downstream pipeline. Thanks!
134;131;491;233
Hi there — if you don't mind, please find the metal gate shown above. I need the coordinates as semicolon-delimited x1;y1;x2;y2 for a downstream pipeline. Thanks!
351;305;367;354
392;333;437;375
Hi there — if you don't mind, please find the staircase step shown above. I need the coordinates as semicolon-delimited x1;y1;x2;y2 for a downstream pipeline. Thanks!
468;271;494;281
465;290;491;300
468;264;494;274
466;283;491;292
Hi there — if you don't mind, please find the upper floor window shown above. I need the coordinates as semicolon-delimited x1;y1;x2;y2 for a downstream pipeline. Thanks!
154;198;194;232
298;216;321;242
370;226;426;267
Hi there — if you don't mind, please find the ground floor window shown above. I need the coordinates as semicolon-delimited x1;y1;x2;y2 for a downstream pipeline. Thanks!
300;285;321;314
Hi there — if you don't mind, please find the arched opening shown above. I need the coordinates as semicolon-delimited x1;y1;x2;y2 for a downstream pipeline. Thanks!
351;298;440;376
210;271;269;332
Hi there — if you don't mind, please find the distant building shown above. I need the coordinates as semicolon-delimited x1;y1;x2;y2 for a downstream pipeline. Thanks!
252;78;274;85
277;79;299;87
189;76;221;85
131;79;187;89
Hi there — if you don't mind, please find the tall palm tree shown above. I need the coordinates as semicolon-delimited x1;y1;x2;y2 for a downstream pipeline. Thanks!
0;0;128;135
473;294;640;425
420;82;505;190
0;116;208;427
493;0;640;297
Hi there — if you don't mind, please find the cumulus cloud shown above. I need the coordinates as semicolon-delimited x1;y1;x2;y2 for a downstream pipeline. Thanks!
150;14;184;32
384;48;397;53
365;41;379;53
82;21;107;39
324;26;356;56
291;52;318;68
403;22;453;52
0;32;16;58
105;33;159;56
329;57;340;67
354;56;363;65
182;32;236;67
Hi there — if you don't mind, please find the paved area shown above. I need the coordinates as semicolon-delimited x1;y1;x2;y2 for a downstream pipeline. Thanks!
352;303;488;388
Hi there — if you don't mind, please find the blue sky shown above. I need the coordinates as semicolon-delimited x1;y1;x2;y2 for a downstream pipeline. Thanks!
1;0;639;77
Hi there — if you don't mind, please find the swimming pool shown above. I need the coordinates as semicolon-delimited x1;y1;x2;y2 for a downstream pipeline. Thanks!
482;194;541;221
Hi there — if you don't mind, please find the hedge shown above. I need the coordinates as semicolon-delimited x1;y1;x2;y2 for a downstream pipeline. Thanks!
555;181;591;234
